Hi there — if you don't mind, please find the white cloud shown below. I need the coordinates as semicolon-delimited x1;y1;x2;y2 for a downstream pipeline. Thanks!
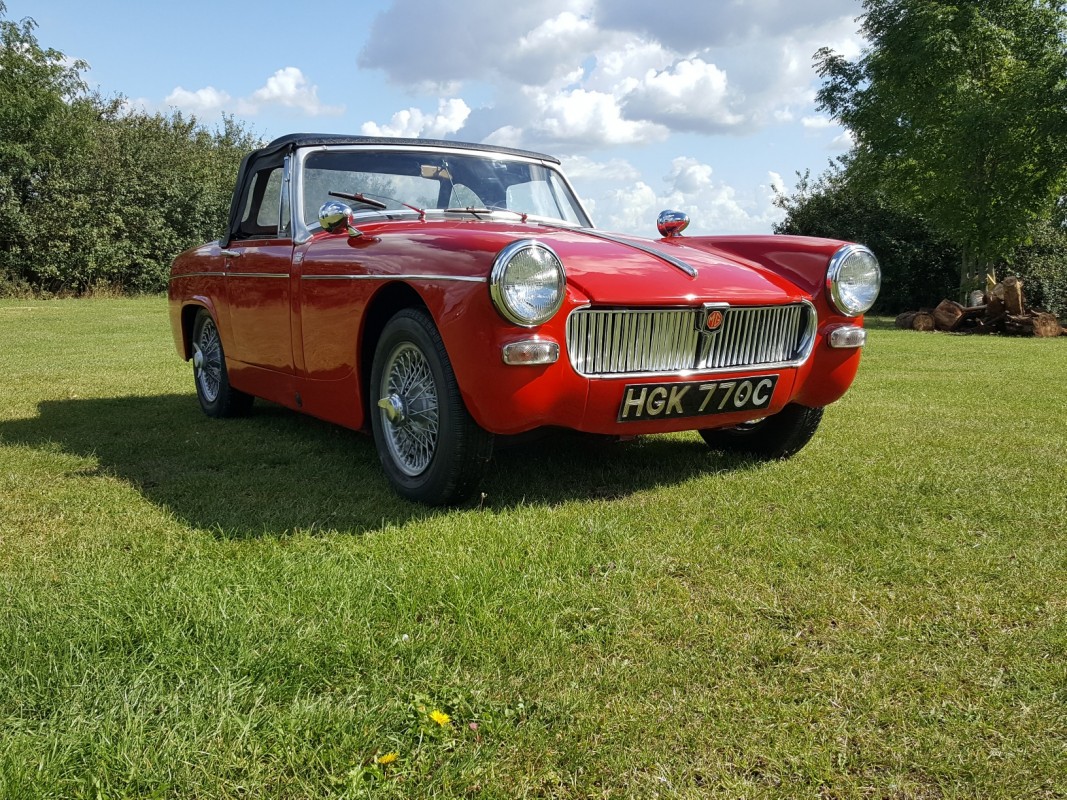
354;1;866;151
165;85;232;115
593;157;786;236
526;87;669;147
596;0;861;53
118;96;154;116
768;170;786;195
830;130;855;150
590;39;674;90
361;98;472;138
244;67;342;116
559;155;642;183
801;115;834;129
506;11;603;85
483;125;525;148
622;57;745;133
165;67;342;118
358;0;599;86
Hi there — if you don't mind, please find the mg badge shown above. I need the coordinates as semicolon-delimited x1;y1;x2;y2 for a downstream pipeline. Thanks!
706;310;724;331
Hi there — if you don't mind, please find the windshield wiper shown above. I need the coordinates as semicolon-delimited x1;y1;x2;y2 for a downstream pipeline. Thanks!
329;190;425;219
443;206;528;222
329;190;387;210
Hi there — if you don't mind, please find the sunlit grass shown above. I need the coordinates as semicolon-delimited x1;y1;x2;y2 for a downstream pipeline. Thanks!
2;299;1065;798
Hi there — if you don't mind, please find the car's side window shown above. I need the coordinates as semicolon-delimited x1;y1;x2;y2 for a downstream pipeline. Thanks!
236;163;288;239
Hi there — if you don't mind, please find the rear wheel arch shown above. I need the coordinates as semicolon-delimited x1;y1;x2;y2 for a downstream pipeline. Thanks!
180;300;213;360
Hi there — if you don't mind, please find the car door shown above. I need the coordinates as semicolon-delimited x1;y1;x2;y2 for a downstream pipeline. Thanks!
224;157;295;373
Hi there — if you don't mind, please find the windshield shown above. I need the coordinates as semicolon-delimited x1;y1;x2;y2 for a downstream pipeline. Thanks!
301;149;590;227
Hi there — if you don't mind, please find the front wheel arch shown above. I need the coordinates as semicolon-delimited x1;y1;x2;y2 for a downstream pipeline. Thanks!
358;282;429;427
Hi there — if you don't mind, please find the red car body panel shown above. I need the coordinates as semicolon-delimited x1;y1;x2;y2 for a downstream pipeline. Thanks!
171;221;865;436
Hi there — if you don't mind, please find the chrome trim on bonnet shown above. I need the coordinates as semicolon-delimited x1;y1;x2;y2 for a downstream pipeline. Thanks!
301;274;486;283
566;301;817;378
544;225;698;278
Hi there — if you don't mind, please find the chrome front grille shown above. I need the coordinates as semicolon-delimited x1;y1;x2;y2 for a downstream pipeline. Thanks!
566;303;815;377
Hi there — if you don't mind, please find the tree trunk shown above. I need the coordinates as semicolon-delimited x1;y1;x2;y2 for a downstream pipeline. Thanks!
958;247;974;304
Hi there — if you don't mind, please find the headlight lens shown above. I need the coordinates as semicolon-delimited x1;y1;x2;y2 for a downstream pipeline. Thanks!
490;240;566;327
827;244;880;316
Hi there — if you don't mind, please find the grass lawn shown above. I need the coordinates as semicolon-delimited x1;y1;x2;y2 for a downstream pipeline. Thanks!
1;297;1065;799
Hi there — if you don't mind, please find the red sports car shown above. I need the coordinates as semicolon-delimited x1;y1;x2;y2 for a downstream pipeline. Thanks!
169;134;880;504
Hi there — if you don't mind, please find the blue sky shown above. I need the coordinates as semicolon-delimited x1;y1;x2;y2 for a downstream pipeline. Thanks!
9;0;863;237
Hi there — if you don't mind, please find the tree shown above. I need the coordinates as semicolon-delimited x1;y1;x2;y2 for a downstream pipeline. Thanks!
0;3;259;294
0;1;93;288
1008;207;1067;317
816;0;1067;297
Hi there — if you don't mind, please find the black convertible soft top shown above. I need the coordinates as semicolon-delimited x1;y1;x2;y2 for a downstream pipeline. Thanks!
225;133;561;244
254;133;560;164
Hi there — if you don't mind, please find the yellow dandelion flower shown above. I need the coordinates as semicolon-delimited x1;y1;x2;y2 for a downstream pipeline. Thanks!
376;751;399;765
429;709;451;727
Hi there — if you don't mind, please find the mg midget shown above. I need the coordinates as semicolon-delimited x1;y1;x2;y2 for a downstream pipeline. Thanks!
168;134;880;504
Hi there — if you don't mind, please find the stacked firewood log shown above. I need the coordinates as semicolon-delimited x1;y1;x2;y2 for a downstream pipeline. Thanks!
895;276;1064;337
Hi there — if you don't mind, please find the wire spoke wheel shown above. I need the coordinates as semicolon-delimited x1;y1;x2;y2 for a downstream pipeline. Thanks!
369;309;492;505
194;316;223;404
379;342;441;476
190;308;253;418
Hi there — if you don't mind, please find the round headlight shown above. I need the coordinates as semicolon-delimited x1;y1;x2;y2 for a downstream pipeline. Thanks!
489;240;566;327
827;244;880;316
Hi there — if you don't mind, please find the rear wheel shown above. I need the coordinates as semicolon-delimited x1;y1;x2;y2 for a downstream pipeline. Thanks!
191;309;253;418
699;403;823;460
370;309;492;505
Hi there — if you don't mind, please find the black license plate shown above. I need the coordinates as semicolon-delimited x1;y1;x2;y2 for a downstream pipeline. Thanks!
617;375;779;422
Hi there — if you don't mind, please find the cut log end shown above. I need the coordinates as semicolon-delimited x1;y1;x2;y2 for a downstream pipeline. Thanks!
895;311;935;331
896;276;1062;337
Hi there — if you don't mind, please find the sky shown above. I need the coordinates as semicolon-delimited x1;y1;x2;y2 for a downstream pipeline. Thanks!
8;0;864;237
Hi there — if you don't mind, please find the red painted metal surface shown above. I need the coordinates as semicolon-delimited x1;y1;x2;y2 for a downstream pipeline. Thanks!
170;210;866;438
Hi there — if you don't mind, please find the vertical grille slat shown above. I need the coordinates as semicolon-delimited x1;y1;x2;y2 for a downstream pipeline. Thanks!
566;303;812;377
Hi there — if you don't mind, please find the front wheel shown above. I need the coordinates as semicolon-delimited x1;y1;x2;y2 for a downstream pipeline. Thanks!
191;309;253;418
699;403;824;460
369;309;493;505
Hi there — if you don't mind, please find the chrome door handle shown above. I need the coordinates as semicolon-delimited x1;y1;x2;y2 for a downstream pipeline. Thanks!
220;249;241;258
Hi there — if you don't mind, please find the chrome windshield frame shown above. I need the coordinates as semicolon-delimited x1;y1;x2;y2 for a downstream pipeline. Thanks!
291;143;594;244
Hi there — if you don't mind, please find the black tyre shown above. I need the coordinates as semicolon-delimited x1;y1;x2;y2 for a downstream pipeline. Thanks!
191;309;254;418
370;309;493;505
699;403;824;460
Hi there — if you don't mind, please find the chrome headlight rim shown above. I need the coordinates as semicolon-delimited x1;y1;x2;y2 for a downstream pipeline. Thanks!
489;239;566;328
826;243;880;317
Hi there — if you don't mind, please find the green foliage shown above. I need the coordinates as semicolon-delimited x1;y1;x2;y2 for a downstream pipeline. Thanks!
2;298;1067;796
1007;213;1067;317
816;0;1067;290
774;167;958;313
0;5;258;295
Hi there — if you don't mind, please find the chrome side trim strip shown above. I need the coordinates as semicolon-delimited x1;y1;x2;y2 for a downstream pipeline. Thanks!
227;272;289;279
301;274;486;283
169;272;226;280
